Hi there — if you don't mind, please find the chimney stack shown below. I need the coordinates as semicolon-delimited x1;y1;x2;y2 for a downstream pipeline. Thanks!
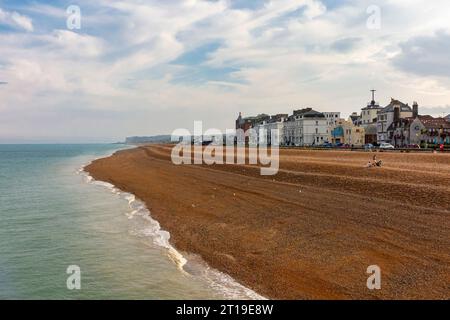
413;102;419;118
394;106;400;123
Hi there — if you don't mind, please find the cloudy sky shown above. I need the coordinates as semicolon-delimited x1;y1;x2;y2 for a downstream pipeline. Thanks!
1;0;450;143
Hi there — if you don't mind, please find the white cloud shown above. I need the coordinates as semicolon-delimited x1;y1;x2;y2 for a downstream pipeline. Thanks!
44;30;104;58
1;0;450;141
0;8;33;31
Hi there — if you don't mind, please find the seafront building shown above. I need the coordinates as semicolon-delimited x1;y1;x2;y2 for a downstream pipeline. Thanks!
330;119;365;146
377;99;414;143
237;108;333;146
359;90;382;145
235;90;450;148
283;109;329;146
364;125;378;145
323;112;341;127
349;112;362;126
388;115;450;147
255;114;288;145
236;113;270;132
361;90;383;127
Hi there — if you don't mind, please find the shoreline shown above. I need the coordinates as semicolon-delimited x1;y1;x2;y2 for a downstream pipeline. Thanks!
81;150;265;300
85;144;450;299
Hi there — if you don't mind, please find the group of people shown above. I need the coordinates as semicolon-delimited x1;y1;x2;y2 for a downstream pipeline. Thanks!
366;154;383;168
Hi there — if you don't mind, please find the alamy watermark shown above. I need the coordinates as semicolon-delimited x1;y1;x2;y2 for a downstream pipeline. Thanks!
170;121;280;176
366;265;381;290
66;5;81;30
366;5;381;30
66;265;81;290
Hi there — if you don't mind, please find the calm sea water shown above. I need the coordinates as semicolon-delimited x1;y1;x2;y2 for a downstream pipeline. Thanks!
0;144;261;300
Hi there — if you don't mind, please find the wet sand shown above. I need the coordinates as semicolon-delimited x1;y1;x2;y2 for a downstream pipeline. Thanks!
85;145;450;299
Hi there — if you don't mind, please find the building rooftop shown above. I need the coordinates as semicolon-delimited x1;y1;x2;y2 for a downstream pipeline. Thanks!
288;108;325;120
388;115;450;131
267;114;289;123
293;108;313;116
420;117;450;129
302;110;325;118
362;101;383;110
382;98;412;113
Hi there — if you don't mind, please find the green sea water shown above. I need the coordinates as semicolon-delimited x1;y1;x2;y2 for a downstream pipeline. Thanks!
0;144;261;300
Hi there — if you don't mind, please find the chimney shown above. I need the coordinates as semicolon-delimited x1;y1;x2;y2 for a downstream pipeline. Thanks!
394;106;400;123
413;102;419;118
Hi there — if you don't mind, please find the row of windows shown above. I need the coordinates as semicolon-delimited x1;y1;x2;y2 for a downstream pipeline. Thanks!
286;129;328;134
286;136;326;143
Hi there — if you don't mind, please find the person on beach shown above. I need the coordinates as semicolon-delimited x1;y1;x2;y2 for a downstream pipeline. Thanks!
365;154;382;168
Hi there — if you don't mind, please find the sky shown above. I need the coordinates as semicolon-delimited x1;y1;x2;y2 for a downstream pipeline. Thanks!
1;0;450;143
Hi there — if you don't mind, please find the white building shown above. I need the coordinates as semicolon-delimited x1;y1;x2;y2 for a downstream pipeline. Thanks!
323;112;341;141
361;103;383;127
323;112;341;127
255;114;288;145
361;90;383;128
283;109;329;146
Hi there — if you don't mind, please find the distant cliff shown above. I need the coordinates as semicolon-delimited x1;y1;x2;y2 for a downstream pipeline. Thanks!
125;135;173;144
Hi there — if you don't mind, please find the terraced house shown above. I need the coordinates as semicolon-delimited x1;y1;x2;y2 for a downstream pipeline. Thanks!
236;108;333;147
283;109;329;146
254;114;289;145
330;119;365;146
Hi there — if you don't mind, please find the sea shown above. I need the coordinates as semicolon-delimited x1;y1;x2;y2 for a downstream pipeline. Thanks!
0;144;263;300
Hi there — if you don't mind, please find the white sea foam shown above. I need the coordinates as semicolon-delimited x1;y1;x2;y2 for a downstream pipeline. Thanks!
201;266;266;300
121;192;188;271
77;150;265;300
